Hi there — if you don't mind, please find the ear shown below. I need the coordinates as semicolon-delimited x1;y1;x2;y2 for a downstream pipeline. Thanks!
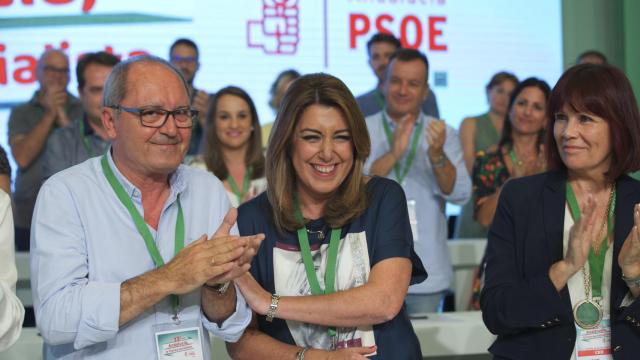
368;56;377;73
101;107;118;140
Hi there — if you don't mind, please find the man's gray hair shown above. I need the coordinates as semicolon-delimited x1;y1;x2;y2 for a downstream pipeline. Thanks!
102;55;190;107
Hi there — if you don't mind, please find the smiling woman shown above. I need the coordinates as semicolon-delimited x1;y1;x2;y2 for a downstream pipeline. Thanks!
465;77;550;310
290;104;354;211
471;78;550;229
190;86;266;207
224;73;427;359
481;64;640;359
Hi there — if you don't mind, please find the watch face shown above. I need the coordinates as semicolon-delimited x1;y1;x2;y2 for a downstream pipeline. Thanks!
623;275;640;288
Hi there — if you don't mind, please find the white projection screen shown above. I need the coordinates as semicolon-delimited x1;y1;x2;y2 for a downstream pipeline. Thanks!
0;0;563;186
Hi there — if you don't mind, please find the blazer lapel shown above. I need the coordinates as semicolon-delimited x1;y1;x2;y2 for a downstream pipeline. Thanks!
543;171;567;264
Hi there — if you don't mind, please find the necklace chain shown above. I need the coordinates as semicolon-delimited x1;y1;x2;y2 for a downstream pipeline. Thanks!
594;184;615;254
581;183;615;299
306;228;325;240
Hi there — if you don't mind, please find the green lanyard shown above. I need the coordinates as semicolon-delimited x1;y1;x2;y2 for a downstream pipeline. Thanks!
78;119;95;157
227;167;252;204
100;155;185;316
382;113;424;185
508;147;520;167
293;195;341;342
565;182;616;298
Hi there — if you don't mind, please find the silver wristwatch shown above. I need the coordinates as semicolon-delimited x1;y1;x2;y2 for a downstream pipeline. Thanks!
266;294;280;322
622;274;640;288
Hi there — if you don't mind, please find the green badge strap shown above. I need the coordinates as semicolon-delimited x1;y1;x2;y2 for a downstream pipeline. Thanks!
227;167;253;204
381;113;424;185
565;182;616;298
293;194;340;339
374;89;385;110
508;147;519;167
78;119;95;158
101;155;185;314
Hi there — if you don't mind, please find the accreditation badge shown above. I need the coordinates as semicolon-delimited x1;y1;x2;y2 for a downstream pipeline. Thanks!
575;316;612;359
153;320;205;360
407;199;418;242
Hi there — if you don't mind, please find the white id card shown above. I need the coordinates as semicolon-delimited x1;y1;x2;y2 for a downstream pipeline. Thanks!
575;317;612;359
154;321;205;360
407;200;418;242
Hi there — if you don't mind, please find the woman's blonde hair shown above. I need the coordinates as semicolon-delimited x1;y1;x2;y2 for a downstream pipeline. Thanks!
266;73;371;232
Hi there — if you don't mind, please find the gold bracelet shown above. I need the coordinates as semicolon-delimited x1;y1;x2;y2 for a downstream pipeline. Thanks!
266;294;280;322
296;347;308;360
203;281;230;295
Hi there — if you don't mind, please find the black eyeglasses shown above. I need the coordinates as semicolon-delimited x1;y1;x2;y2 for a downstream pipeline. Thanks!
43;65;69;75
108;105;198;128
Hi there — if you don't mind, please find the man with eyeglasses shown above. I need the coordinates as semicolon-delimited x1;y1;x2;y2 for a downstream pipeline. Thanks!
8;48;83;251
169;38;211;156
30;55;264;359
42;51;119;179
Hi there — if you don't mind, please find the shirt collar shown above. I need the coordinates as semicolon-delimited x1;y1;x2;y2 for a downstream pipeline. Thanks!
382;109;425;130
104;148;188;202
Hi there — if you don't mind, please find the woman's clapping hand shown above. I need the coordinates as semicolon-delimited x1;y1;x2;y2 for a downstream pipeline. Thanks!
619;203;640;280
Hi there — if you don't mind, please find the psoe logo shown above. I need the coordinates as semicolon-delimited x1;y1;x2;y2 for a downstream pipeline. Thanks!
247;0;299;55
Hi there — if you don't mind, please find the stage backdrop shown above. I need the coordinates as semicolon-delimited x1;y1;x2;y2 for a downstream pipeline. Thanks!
0;0;563;183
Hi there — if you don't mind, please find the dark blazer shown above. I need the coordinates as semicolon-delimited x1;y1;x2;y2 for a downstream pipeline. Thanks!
481;171;640;360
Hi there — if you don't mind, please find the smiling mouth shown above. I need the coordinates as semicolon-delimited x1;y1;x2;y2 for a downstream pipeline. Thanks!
392;96;412;104
151;140;180;146
312;164;336;174
562;145;584;152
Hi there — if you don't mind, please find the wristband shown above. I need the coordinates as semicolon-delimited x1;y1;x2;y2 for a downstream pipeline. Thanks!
430;153;446;168
296;347;308;360
622;274;640;288
203;281;230;295
266;294;280;322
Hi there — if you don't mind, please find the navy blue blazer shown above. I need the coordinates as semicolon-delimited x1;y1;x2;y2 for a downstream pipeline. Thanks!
481;171;640;359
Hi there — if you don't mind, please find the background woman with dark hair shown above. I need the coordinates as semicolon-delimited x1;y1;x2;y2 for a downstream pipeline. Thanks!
473;77;550;228
225;73;426;359
467;77;550;309
481;64;640;359
455;72;519;238
191;86;266;206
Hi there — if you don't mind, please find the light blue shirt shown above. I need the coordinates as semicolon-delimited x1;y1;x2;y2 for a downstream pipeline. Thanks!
30;151;251;359
364;111;471;293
